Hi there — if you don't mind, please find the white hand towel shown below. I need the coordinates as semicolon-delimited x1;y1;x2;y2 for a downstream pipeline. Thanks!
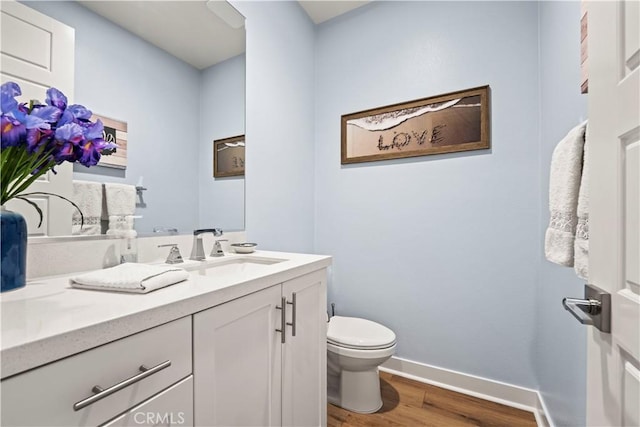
574;128;590;280
104;183;136;216
545;121;587;266
71;180;103;235
104;183;136;234
70;263;189;293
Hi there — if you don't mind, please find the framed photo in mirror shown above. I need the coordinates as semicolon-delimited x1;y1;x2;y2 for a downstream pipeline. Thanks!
214;135;245;177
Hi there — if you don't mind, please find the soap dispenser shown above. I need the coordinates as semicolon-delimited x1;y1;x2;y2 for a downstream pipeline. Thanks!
120;230;138;263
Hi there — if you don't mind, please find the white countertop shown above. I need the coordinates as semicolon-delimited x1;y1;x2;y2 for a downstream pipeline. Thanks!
0;251;331;379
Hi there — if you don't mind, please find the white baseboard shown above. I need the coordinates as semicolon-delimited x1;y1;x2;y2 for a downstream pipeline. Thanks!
380;356;553;427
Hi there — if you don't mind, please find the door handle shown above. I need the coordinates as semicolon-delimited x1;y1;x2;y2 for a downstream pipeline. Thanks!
562;284;611;333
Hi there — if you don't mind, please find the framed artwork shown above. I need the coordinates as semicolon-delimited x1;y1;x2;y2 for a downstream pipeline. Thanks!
92;113;127;169
213;135;245;177
341;85;490;164
580;1;588;94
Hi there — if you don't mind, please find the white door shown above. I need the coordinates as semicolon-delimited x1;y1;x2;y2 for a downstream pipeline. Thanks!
0;0;74;236
587;1;640;426
282;270;327;427
193;285;282;427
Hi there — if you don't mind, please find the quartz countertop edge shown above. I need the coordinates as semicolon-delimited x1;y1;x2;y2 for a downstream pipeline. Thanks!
0;251;332;379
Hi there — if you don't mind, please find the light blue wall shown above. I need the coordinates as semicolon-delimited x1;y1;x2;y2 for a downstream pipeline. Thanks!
232;1;316;253
25;1;201;235
198;54;246;231
314;1;540;388
536;2;588;425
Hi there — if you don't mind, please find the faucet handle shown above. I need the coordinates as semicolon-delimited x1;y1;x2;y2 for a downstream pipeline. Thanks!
158;243;184;264
210;239;229;257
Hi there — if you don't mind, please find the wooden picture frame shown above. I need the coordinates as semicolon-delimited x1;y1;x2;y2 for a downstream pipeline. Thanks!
213;135;245;178
341;85;490;164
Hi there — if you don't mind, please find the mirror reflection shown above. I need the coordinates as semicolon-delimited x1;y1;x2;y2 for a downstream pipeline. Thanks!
6;0;246;237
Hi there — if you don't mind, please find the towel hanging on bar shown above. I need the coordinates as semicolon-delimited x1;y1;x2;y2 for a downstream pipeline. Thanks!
545;121;587;267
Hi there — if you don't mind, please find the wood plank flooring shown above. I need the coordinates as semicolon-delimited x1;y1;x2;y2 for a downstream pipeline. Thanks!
328;371;537;427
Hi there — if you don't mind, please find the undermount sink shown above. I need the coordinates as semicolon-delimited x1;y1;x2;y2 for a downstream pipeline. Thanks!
185;256;287;277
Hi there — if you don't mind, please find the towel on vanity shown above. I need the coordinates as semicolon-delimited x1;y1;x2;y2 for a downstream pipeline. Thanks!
574;130;590;280
104;183;136;234
545;121;587;267
69;263;189;293
71;180;103;235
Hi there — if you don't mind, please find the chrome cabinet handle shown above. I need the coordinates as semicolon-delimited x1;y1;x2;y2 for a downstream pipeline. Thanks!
275;296;286;344
286;292;297;337
73;360;172;411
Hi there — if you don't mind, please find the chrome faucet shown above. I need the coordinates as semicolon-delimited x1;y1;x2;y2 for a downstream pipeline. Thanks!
190;228;223;261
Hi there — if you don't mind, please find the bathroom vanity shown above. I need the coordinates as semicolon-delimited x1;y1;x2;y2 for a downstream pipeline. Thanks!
0;251;330;426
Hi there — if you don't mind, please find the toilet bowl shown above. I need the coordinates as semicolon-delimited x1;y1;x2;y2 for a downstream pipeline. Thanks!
327;316;396;414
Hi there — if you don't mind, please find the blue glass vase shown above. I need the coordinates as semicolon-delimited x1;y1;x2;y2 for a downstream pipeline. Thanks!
1;207;27;292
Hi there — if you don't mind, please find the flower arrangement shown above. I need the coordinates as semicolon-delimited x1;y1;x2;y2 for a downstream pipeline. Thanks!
0;81;115;225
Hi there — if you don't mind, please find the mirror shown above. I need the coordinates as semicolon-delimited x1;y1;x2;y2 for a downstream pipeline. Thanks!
15;0;246;236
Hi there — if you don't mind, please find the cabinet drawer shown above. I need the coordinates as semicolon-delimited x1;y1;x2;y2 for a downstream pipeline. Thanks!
102;376;193;427
1;316;192;426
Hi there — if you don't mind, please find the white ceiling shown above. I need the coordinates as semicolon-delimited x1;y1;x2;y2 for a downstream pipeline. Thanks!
79;1;245;70
299;1;370;25
78;1;370;70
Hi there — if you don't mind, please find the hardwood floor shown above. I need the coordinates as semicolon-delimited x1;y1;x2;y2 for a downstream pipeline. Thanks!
328;372;538;427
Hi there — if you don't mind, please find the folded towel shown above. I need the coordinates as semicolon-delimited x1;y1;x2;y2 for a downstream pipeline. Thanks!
71;180;103;235
574;128;590;280
545;121;587;266
104;183;136;234
70;263;188;293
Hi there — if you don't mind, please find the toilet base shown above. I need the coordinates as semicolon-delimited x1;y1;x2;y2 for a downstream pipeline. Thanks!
332;367;383;414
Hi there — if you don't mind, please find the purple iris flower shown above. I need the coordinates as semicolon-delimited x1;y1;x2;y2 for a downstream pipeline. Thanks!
1;115;26;148
54;122;84;145
78;140;102;166
28;105;61;126
45;87;67;110
53;141;76;163
26;128;53;153
1;82;20;114
77;120;115;166
67;104;92;121
57;109;75;127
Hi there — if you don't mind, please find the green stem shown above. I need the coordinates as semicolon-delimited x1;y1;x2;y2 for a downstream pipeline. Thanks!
1;145;56;204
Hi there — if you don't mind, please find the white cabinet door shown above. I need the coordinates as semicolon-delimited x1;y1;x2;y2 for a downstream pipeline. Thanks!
194;285;282;427
0;0;74;236
282;270;327;427
102;376;193;427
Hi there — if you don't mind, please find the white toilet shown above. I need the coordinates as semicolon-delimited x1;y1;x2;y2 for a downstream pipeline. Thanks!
327;316;396;414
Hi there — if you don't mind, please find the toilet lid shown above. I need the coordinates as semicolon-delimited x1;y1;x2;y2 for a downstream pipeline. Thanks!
327;316;396;350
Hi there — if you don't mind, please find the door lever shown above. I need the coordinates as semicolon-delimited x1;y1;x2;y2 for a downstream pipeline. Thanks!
562;284;611;333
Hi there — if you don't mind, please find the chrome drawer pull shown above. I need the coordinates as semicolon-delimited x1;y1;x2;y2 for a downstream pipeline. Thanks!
73;360;172;411
286;292;297;337
275;296;286;344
